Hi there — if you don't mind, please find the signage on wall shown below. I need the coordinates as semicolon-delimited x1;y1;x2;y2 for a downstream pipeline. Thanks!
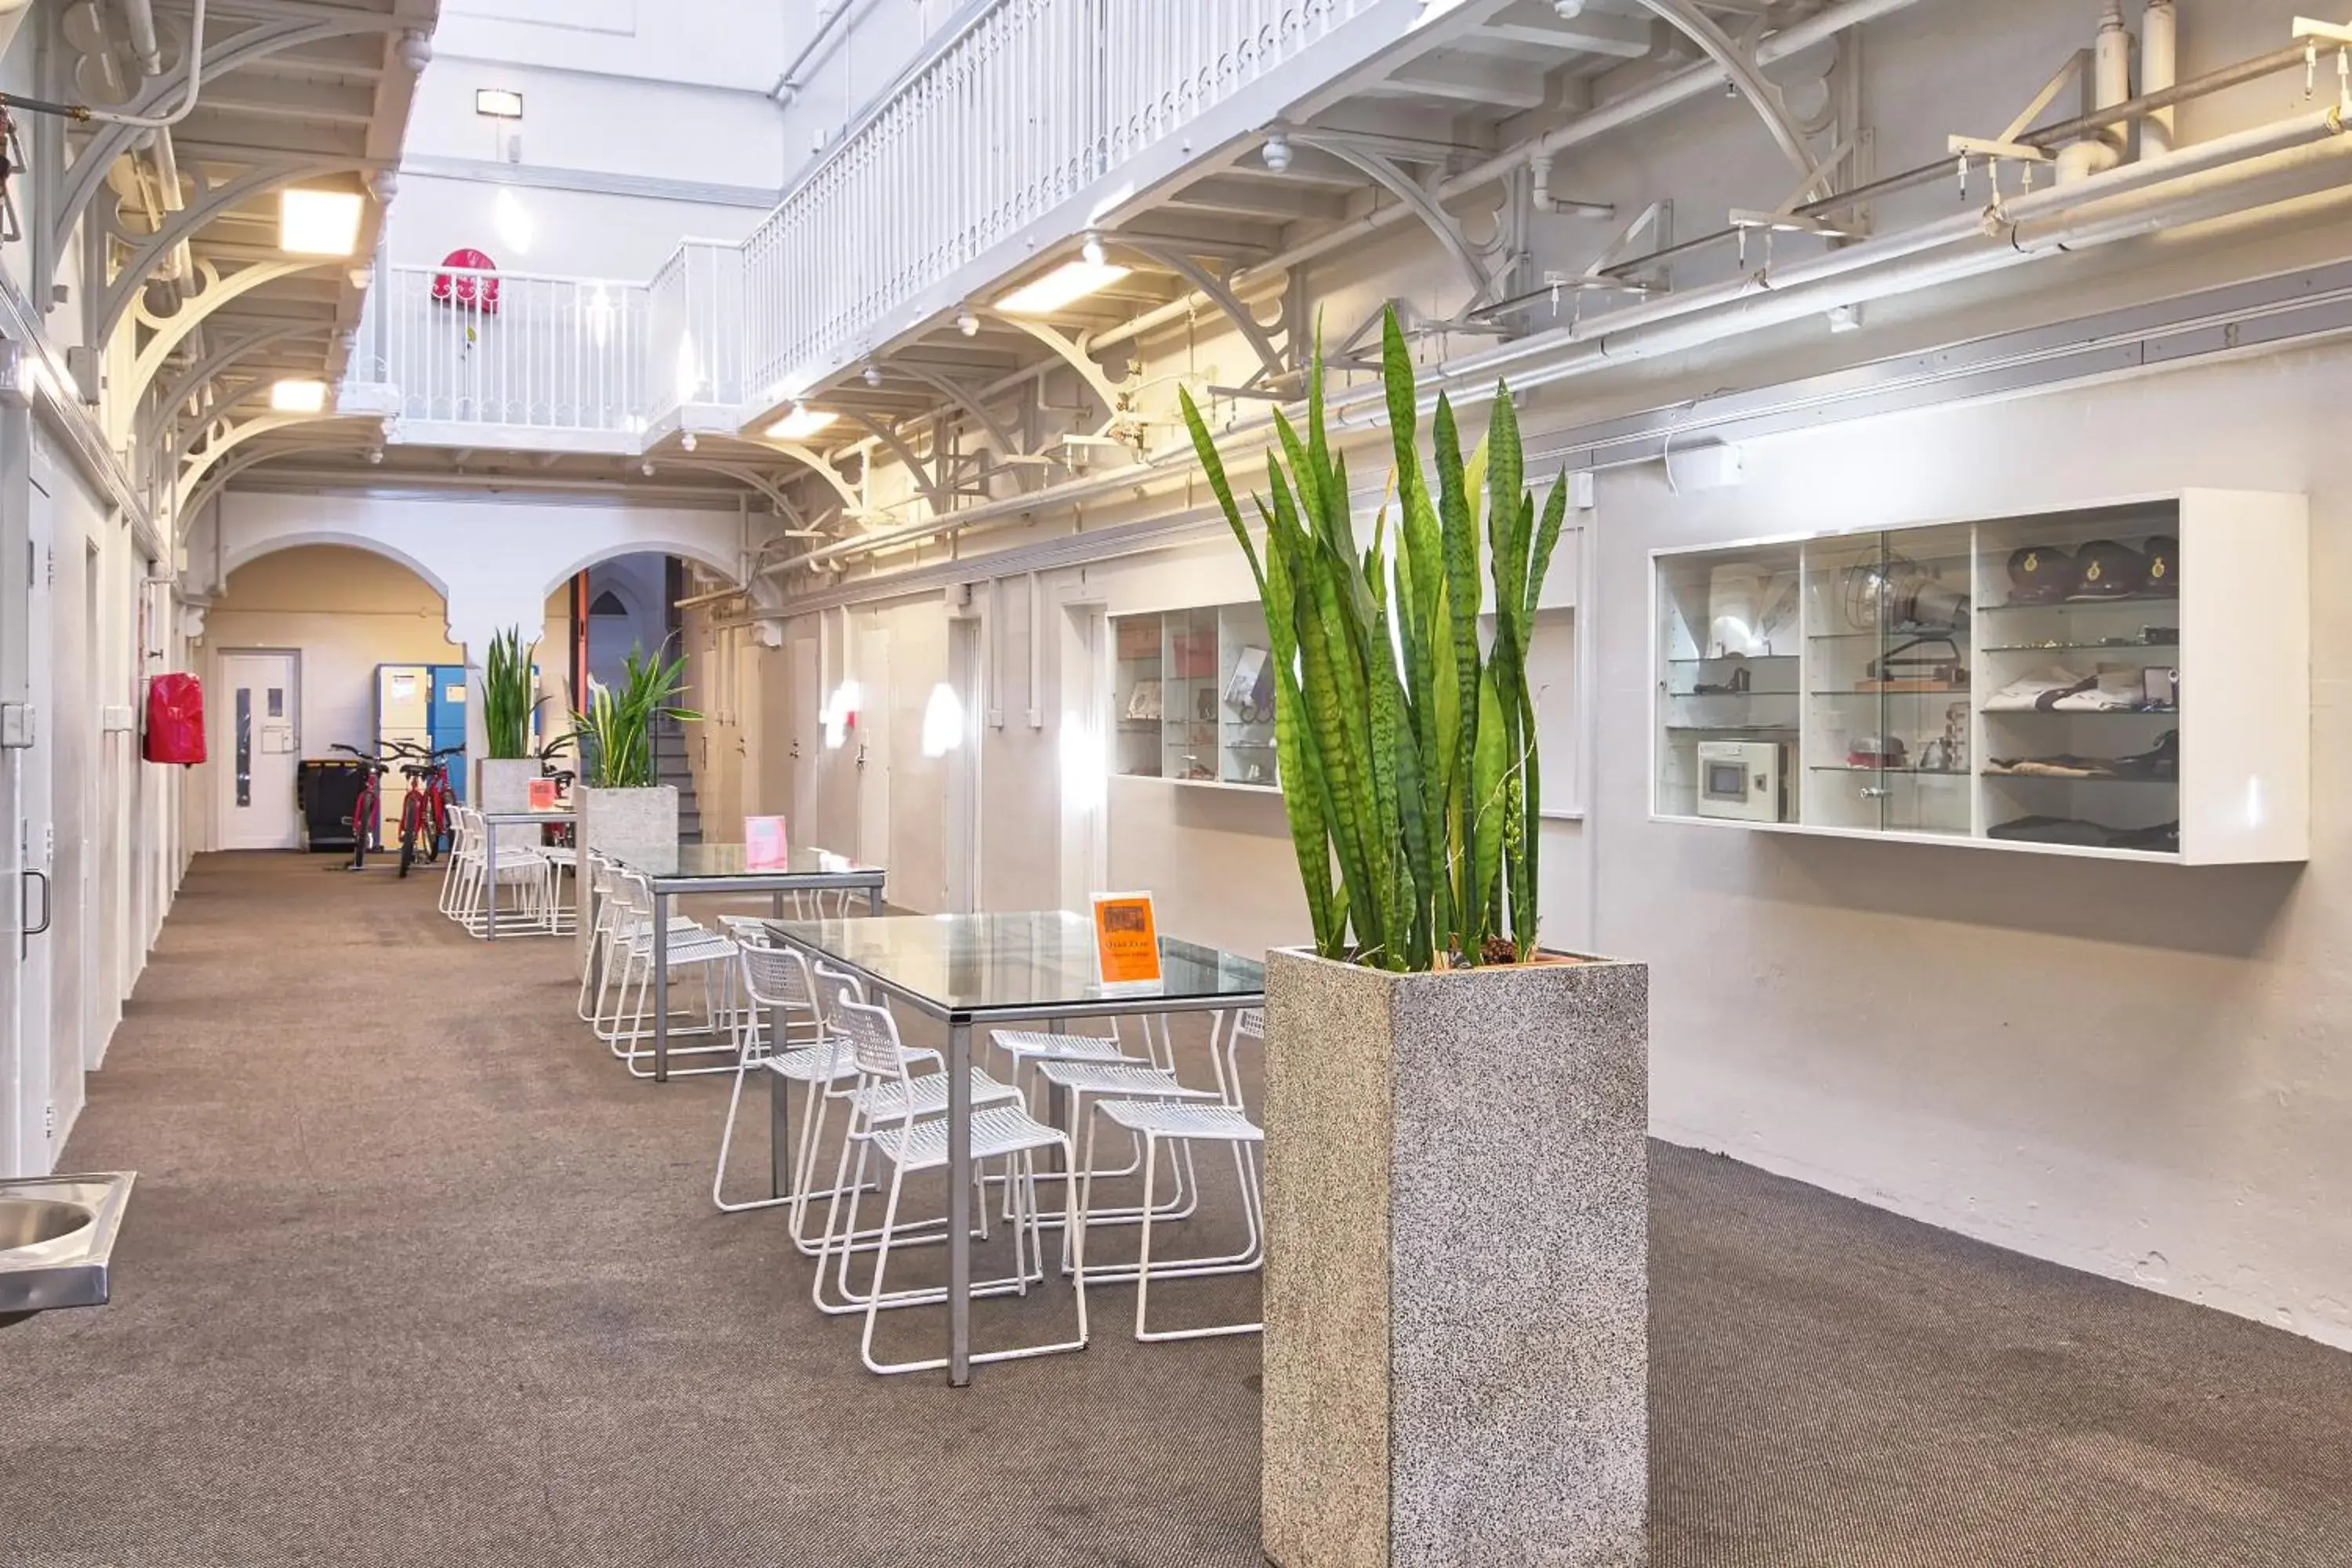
1092;891;1162;992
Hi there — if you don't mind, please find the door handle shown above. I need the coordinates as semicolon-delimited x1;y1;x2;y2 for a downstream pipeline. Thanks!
20;867;49;957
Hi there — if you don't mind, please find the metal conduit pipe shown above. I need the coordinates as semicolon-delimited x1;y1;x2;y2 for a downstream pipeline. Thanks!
122;0;163;74
770;0;868;107
1416;103;2352;399
774;101;2352;578
1091;0;1933;358
2144;0;2180;159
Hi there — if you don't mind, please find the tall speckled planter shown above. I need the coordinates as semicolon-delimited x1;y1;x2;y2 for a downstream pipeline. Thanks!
574;785;677;964
1261;948;1650;1568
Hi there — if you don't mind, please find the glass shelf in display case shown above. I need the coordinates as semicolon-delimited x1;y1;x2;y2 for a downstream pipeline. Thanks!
1650;490;2307;864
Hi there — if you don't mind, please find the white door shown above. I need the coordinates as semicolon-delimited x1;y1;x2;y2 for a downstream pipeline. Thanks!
14;460;59;1173
855;628;891;869
789;638;819;837
216;652;300;849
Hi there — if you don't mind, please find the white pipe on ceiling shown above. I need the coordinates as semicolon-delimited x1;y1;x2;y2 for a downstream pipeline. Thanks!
121;0;163;75
2143;0;2180;159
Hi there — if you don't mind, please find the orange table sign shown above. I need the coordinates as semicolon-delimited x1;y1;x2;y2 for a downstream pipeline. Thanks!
1092;892;1162;989
527;776;559;811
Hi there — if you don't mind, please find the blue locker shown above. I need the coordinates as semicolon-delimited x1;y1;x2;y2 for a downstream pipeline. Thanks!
428;664;468;804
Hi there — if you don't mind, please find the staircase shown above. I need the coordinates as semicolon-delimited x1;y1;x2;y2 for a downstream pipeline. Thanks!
655;717;702;844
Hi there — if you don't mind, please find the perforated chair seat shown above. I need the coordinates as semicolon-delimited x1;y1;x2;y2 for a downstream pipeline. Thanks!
1096;1100;1263;1142
869;1105;1070;1173
1034;1060;1218;1102
990;1029;1142;1065
851;1067;1022;1125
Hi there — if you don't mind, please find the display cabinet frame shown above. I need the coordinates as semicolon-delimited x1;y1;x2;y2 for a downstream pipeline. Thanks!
1649;489;2307;866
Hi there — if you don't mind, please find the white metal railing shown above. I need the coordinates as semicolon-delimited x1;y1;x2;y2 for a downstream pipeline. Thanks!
348;0;1394;444
349;264;649;437
647;238;749;422
744;0;1380;400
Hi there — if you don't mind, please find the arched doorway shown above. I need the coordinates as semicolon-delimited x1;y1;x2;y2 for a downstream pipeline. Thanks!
196;544;461;852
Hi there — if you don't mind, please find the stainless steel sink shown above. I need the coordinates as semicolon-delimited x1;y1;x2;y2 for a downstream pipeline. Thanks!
0;1172;134;1323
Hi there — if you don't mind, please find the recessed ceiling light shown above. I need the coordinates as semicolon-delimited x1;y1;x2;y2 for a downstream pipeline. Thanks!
475;88;524;119
995;260;1131;317
279;188;365;256
768;405;837;441
270;379;327;413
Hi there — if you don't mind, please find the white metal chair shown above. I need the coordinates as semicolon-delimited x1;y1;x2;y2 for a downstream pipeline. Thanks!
821;988;1087;1376
600;869;743;1076
1075;1007;1265;1342
711;940;943;1240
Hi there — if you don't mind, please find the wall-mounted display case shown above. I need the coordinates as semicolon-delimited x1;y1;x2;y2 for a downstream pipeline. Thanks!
1651;490;2308;864
1112;602;1279;789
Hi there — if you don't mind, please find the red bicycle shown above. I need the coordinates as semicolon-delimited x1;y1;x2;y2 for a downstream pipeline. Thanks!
329;744;391;871
387;741;463;878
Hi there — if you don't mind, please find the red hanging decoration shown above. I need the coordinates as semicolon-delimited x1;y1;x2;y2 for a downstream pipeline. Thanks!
430;247;501;314
143;673;206;765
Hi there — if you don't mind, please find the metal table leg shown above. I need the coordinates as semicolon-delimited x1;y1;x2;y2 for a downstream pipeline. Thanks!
653;887;670;1083
485;822;499;939
946;1016;972;1386
867;882;883;916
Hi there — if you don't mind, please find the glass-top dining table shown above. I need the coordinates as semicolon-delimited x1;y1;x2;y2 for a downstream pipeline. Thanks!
602;844;886;1082
762;909;1266;1385
480;808;576;939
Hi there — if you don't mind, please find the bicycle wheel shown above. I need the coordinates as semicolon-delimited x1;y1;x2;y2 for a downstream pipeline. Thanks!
397;797;420;878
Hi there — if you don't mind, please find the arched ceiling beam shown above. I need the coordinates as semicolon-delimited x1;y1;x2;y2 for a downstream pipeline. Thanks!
176;410;346;516
1112;239;1288;386
98;155;382;347
719;434;862;510
148;321;314;433
978;309;1126;421
127;256;338;408
180;437;372;543
848;412;953;517
1627;0;1820;191
52;11;414;263
897;364;1020;458
1292;132;1498;307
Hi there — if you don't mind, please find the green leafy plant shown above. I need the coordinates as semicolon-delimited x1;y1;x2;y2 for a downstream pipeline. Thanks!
1179;307;1566;971
572;640;700;789
481;627;538;760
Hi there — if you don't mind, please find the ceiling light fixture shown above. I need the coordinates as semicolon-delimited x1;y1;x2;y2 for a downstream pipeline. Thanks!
278;187;365;256
768;404;837;441
270;379;327;413
956;306;978;337
1081;233;1108;267
1262;132;1293;172
995;259;1131;317
475;87;524;119
862;361;884;387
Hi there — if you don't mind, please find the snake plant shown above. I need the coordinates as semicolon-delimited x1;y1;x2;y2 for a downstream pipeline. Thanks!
1180;307;1566;970
481;627;536;760
572;640;700;789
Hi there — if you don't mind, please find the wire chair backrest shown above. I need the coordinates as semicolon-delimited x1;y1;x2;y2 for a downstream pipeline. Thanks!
832;991;908;1082
739;940;815;1011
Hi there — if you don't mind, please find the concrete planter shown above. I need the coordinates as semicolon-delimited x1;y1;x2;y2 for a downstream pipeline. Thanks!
1261;947;1650;1568
574;785;677;963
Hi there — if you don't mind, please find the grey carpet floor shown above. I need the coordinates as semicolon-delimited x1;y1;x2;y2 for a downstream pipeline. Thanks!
2;853;2350;1567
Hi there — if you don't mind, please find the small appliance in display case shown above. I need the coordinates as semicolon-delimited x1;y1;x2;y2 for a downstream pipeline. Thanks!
1696;739;1784;822
1650;490;2308;865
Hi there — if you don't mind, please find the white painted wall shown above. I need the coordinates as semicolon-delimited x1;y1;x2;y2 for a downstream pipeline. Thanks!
1590;339;2352;1352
